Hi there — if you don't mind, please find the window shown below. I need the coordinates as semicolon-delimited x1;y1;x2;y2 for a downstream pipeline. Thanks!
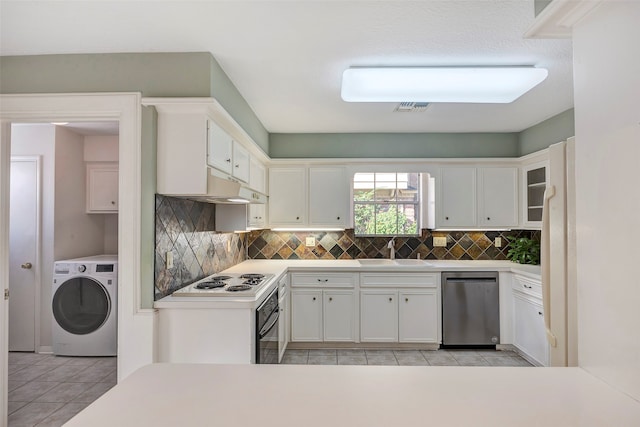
353;172;420;236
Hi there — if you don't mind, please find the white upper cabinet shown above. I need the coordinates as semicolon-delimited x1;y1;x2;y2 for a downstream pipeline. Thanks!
478;167;519;227
86;163;119;213
437;166;518;229
521;160;548;229
308;166;348;228
207;119;233;175
208;119;250;183
269;167;306;225
437;167;477;227
145;98;267;197
268;165;348;228
249;157;266;194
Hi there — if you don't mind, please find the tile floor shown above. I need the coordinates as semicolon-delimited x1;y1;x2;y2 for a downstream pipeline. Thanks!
282;348;533;367
7;352;117;427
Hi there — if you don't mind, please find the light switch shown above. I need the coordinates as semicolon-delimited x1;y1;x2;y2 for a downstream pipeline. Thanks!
305;237;316;247
166;251;174;269
495;237;502;247
433;236;447;247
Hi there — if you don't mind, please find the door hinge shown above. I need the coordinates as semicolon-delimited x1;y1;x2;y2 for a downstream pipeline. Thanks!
4;289;8;300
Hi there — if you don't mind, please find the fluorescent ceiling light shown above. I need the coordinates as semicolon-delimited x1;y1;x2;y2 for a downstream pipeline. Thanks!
341;67;548;103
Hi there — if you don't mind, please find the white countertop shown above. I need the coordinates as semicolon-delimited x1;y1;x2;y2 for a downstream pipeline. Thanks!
66;363;640;427
154;259;541;309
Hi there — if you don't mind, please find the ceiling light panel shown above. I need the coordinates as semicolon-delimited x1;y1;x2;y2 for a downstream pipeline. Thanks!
341;67;548;103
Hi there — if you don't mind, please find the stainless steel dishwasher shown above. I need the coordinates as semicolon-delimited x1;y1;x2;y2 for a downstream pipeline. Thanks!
441;271;499;347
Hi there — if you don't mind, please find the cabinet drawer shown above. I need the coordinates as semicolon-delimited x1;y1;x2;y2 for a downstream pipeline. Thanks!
291;272;357;288
360;273;438;288
512;274;542;298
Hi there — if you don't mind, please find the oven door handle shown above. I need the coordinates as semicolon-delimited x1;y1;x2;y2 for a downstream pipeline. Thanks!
259;311;280;338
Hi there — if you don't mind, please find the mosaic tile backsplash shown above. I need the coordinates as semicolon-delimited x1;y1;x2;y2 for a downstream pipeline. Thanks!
154;195;246;300
247;229;539;261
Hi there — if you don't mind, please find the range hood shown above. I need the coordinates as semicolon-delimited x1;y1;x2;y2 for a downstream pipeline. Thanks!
191;170;267;204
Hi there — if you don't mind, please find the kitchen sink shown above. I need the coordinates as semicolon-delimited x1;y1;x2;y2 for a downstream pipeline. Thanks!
393;259;431;266
357;259;433;267
357;259;396;266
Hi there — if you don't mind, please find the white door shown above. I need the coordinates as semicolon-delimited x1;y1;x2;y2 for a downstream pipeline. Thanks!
478;167;518;227
290;290;322;342
9;157;40;351
308;167;348;227
437;167;476;227
268;167;306;225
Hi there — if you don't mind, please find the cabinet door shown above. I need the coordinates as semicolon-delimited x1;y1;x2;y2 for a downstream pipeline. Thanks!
522;161;548;229
86;164;119;213
478;167;518;227
399;290;438;343
360;290;398;342
278;294;288;363
513;293;548;366
248;204;266;228
290;290;322;342
269;167;306;226
323;290;356;342
232;142;250;183
249;157;266;194
207;119;233;175
308;167;348;227
437;168;476;227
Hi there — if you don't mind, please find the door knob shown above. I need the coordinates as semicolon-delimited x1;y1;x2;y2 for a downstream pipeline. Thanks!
21;262;32;269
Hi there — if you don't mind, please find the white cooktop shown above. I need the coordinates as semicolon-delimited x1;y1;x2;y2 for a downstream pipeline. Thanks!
172;273;275;297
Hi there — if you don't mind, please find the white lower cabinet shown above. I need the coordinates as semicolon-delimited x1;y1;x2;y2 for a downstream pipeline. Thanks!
278;292;289;362
290;289;356;342
360;273;440;344
291;290;323;342
512;275;549;366
398;290;438;343
290;272;358;343
360;291;398;342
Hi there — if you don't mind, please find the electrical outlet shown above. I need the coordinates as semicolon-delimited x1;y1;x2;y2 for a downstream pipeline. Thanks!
433;236;447;247
495;237;502;247
305;237;316;247
166;251;174;269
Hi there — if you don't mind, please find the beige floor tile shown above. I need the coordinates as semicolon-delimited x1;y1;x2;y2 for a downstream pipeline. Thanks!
34;402;90;427
366;356;398;366
34;382;95;403
308;349;337;357
7;401;65;427
453;356;490;366
308;355;337;365
9;382;60;402
337;355;367;365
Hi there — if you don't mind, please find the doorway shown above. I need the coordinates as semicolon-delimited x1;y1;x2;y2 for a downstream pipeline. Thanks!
1;92;154;427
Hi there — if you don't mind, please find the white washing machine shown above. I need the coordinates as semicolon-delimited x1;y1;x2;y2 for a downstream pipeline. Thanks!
52;255;118;356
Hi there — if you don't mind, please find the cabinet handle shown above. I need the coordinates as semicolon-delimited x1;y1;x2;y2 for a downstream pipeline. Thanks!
235;164;240;168
538;311;543;316
337;216;340;220
389;297;393;302
225;158;231;163
405;298;409;302
317;279;329;282
524;284;532;289
445;216;449;220
329;297;333;302
296;216;300;220
312;297;316;301
111;201;116;205
487;217;491;220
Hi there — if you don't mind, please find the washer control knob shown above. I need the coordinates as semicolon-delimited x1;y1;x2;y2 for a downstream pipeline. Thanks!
78;265;87;273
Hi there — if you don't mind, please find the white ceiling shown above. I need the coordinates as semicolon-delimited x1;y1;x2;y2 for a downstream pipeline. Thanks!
0;0;574;134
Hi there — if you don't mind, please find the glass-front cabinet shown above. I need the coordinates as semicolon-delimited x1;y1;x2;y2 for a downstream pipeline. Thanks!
522;161;548;228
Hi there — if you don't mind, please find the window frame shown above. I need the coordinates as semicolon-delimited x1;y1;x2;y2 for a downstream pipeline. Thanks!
353;172;421;237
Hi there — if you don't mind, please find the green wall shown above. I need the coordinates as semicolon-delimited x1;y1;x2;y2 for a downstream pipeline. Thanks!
269;133;520;159
0;52;269;152
518;108;574;156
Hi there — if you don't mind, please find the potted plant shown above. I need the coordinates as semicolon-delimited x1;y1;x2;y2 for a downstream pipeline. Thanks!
506;236;540;265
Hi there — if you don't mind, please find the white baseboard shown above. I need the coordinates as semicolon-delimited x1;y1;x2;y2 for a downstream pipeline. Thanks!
38;346;53;354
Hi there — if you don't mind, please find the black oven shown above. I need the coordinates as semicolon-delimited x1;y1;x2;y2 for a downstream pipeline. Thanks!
255;287;279;364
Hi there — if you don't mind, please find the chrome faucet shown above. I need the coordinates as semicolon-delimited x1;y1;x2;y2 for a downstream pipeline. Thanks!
387;238;396;260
